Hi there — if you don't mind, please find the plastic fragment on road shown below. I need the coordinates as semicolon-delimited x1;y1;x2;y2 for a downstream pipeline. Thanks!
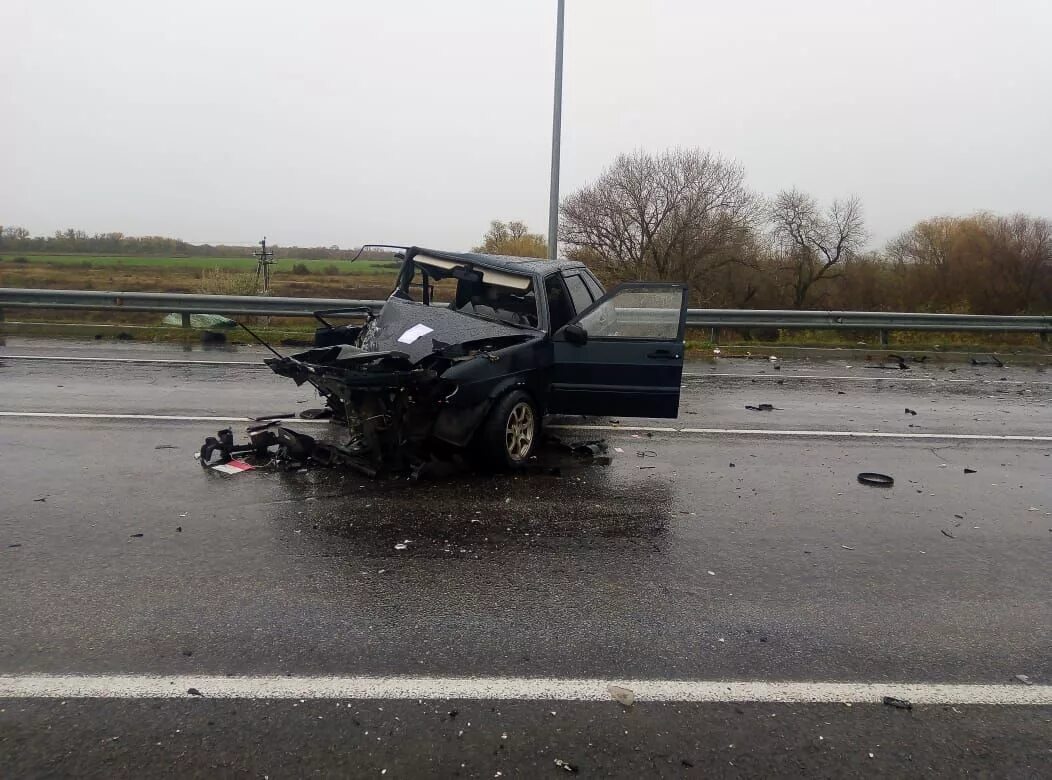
745;403;776;412
554;758;579;773
211;459;255;475
857;472;894;487
882;696;912;710
607;684;635;707
1015;674;1033;685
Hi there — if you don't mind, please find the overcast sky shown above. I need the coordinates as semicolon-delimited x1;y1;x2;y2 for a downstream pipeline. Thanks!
3;0;1050;250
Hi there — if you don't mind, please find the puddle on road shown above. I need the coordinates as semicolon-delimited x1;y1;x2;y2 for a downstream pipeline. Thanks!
241;446;675;557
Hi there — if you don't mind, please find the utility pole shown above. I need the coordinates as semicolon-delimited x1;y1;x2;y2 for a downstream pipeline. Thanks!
547;0;565;261
253;237;275;294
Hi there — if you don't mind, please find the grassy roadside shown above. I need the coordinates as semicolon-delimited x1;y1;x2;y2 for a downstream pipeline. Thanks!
1;252;1047;355
0;253;399;274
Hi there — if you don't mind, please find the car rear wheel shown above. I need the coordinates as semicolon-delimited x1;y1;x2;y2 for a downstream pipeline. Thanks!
477;390;538;470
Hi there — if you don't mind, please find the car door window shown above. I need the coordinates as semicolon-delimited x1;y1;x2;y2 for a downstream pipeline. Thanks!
581;272;605;301
563;273;594;315
545;273;575;333
576;286;685;340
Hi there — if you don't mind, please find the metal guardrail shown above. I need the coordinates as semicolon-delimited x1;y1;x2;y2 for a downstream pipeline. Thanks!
0;287;1049;343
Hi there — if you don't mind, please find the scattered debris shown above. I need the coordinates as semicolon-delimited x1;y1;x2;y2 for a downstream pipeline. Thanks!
33;497;46;503
8;543;22;548
394;543;408;551
554;758;579;774
882;696;913;710
299;407;334;420
940;529;955;539
840;545;855;551
868;354;909;370
1014;674;1033;685
857;472;894;487
129;533;144;538
745;403;777;412
154;444;179;450
176;526;182;533
187;687;203;696
970;355;1004;368
963;468;976;474
904;408;917;416
211;459;255;475
607;685;635;707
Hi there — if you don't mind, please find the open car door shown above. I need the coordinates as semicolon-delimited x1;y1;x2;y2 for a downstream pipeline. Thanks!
548;283;688;419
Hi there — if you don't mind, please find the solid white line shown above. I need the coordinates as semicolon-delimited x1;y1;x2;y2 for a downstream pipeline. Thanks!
0;354;266;367
547;423;1052;442
1;411;1048;441
683;372;1048;385
0;411;329;424
0;675;1048;705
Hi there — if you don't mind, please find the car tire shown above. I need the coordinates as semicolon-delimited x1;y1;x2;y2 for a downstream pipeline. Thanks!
477;390;538;470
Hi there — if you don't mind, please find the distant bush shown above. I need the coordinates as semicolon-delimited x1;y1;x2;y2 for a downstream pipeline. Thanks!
13;256;28;264
80;260;94;269
322;264;340;275
291;262;311;275
195;267;259;296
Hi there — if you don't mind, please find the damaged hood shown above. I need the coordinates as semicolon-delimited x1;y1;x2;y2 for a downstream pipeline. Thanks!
360;296;538;364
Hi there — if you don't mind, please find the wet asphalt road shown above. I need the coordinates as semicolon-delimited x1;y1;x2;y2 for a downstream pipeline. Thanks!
1;339;1050;777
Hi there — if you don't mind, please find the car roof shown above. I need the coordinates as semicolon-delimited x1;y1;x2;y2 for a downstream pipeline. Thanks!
409;246;588;277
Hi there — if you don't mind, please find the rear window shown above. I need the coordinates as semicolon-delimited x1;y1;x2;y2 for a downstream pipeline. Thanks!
563;274;594;315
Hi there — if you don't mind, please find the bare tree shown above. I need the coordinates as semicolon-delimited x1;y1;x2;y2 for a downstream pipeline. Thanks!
768;189;866;308
559;149;762;298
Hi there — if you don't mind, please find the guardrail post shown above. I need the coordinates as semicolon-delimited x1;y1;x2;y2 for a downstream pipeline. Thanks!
879;328;889;347
710;327;719;345
1041;331;1049;346
181;312;191;329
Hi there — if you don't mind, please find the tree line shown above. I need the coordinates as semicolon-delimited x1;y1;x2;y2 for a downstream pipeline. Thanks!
481;148;1051;315
0;228;370;262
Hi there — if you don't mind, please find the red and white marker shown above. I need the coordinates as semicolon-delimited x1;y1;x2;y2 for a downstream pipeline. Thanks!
211;459;254;475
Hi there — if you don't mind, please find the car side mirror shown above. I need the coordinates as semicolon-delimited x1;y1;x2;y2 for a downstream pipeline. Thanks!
563;323;588;345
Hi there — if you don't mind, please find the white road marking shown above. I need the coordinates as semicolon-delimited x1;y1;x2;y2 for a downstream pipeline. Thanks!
0;354;265;367
1;411;1049;441
546;423;1052;442
683;372;1050;385
0;675;1048;705
0;411;328;424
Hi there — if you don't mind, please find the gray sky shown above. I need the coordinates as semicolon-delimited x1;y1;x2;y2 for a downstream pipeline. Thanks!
3;0;1050;250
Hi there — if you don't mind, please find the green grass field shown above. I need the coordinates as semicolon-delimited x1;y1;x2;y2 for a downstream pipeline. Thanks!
0;253;400;275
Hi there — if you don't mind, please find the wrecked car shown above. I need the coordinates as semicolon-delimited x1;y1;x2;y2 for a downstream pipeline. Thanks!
265;247;687;471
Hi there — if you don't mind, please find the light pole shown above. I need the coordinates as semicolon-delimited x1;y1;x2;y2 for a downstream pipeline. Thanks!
547;0;565;261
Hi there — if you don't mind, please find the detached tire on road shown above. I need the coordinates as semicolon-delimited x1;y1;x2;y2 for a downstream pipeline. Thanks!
476;390;538;470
